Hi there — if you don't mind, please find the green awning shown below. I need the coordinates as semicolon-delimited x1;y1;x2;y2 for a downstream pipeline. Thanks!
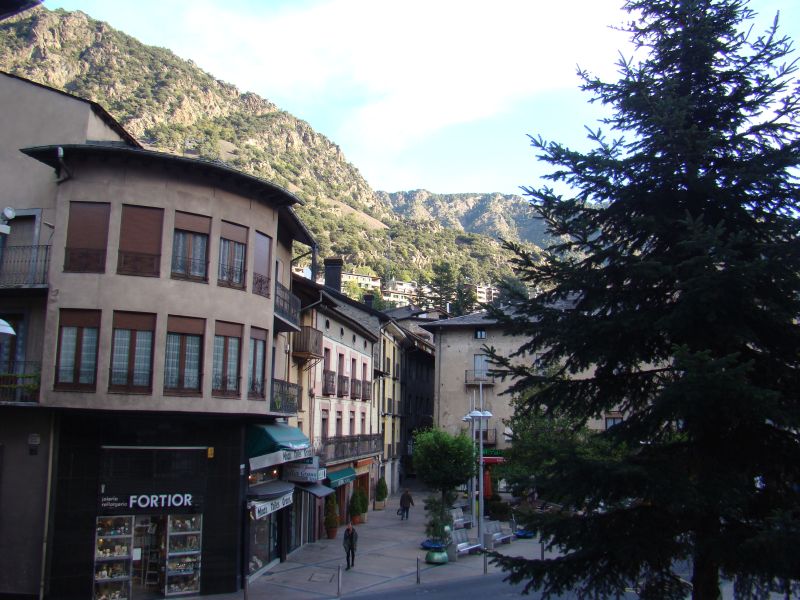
247;423;310;457
326;467;356;488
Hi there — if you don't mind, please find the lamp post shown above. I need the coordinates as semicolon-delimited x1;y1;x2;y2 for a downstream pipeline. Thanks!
461;412;476;529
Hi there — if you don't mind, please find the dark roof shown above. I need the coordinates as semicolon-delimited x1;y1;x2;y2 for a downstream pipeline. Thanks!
292;272;394;324
419;310;499;332
22;144;309;219
2;71;141;148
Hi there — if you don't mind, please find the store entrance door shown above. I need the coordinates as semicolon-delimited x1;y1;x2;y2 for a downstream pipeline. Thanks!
132;515;166;599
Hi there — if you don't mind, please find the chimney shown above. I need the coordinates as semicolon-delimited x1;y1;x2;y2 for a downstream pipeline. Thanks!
324;257;343;292
363;294;374;309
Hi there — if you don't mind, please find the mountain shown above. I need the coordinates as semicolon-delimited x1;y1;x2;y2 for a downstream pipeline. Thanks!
0;6;546;287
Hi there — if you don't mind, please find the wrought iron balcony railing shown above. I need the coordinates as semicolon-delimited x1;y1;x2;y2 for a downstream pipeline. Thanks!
316;433;383;464
218;264;246;289
248;377;265;399
470;427;497;444
117;250;160;277
322;369;336;396
274;281;300;326
337;374;349;398
0;245;50;286
252;272;271;298
465;369;495;385
64;247;106;273
0;361;40;403
171;255;208;281
361;380;372;401
271;378;300;414
212;374;241;396
350;378;361;400
293;326;323;358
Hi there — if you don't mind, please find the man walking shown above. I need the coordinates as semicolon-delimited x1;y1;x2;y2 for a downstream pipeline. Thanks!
343;521;358;570
399;488;414;520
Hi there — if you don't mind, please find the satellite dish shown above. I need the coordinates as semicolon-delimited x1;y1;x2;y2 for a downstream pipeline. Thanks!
2;207;15;221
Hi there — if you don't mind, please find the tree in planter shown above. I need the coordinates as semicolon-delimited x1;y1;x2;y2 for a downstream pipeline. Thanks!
324;494;339;538
348;488;368;522
375;477;388;505
486;1;800;598
413;428;475;544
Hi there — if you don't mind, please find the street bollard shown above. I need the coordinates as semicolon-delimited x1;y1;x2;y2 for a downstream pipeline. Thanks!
540;540;544;560
416;557;420;584
483;551;488;574
337;564;341;597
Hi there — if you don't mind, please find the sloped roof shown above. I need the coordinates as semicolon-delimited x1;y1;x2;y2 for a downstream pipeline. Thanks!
419;310;499;331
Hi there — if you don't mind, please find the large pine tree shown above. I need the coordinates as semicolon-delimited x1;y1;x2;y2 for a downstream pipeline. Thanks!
488;1;800;598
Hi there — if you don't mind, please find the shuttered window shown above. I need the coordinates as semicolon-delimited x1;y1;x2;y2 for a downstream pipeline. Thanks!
164;315;205;394
55;309;100;389
64;202;110;273
252;232;272;297
218;221;247;289
117;205;163;277
171;212;210;282
248;326;267;399
212;321;242;397
110;312;156;392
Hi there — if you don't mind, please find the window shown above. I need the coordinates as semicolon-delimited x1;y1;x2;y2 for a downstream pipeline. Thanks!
349;411;355;435
248;327;267;399
474;354;490;380
64;202;110;273
475;329;487;339
117;205;163;277
218;221;247;289
360;412;365;434
252;232;272;298
164;315;205;394
605;416;623;430
171;212;210;281
110;312;155;392
55;309;100;389
336;411;342;436
212;321;242;396
321;410;329;439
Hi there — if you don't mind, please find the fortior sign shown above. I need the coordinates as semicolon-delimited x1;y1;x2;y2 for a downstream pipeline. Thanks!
284;465;327;483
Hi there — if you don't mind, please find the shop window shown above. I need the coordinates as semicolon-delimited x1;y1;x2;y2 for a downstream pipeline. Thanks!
164;315;204;394
212;321;242;396
252;231;272;298
171;212;210;282
117;204;163;277
64;202;110;273
55;309;100;390
109;311;155;392
218;221;247;289
248;326;267;399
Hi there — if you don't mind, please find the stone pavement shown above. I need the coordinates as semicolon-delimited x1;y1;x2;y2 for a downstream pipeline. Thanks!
197;478;550;600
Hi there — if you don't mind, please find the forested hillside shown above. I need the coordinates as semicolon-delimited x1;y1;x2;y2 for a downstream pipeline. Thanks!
0;6;546;287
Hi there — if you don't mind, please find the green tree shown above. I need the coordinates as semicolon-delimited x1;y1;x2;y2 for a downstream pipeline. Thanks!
487;2;800;599
428;261;457;311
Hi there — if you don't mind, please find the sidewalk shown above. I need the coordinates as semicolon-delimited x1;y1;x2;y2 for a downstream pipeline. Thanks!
200;478;547;599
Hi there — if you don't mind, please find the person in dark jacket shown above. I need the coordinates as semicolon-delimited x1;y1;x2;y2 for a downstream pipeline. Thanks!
399;489;414;520
343;521;358;570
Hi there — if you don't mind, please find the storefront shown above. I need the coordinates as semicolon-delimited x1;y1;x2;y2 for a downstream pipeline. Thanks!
326;466;357;523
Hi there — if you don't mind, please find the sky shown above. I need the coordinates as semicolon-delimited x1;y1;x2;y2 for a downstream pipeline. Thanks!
44;0;800;195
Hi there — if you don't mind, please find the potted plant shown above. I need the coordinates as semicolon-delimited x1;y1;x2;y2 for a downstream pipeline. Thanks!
374;477;388;510
422;494;454;564
324;494;339;539
348;488;368;524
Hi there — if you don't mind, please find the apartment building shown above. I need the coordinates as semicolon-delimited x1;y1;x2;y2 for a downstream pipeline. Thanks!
0;72;318;599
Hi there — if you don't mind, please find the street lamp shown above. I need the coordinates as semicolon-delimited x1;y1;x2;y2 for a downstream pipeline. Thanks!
465;406;492;549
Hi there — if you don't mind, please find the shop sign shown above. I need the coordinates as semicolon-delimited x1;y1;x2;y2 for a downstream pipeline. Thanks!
284;465;327;482
249;447;313;471
99;492;203;514
250;491;293;519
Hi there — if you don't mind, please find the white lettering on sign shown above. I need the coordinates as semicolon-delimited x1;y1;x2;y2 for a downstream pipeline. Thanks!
252;492;293;519
249;447;313;471
128;493;193;509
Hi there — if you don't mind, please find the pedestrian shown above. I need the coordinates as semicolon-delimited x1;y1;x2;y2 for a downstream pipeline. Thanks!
399;488;414;520
343;521;358;570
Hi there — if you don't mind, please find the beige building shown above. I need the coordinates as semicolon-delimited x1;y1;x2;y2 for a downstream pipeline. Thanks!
0;72;323;599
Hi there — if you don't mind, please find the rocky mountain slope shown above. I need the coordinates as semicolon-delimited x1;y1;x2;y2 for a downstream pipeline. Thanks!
0;6;546;286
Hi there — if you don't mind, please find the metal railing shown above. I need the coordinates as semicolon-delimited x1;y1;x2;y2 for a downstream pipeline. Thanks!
274;281;300;325
293;326;322;357
0;361;40;403
322;369;336;396
252;272;271;298
117;250;160;277
248;378;265;399
472;427;497;444
271;378;300;414
465;369;496;385
362;380;372;401
171;255;208;281
317;433;383;464
337;375;349;398
212;374;241;396
350;378;361;400
218;264;246;289
64;247;106;273
0;245;50;286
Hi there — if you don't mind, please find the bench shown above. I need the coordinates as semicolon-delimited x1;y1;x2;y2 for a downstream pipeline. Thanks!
485;520;514;545
452;527;481;555
450;507;467;529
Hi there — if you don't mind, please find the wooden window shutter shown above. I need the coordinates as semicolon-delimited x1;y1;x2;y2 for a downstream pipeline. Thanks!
215;321;243;338
119;205;163;254
174;211;211;234
253;232;271;277
220;221;247;244
66;202;110;250
113;311;156;331
167;315;205;335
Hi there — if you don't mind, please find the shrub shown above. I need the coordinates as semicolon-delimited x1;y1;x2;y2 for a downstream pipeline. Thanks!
375;477;388;502
348;488;368;517
324;494;339;529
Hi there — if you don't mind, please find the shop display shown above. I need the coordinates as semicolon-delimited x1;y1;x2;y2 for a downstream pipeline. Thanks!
94;516;133;600
165;515;202;596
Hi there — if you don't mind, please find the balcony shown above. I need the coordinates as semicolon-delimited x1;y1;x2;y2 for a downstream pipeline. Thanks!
64;247;106;273
317;433;382;464
471;427;497;445
350;378;361;400
212;374;241;397
293;326;322;359
322;369;336;396
362;380;372;401
274;281;300;332
248;377;265;399
271;378;300;414
252;272;271;298
337;374;349;398
117;250;160;277
0;245;50;287
218;264;246;290
0;361;40;403
465;369;495;386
